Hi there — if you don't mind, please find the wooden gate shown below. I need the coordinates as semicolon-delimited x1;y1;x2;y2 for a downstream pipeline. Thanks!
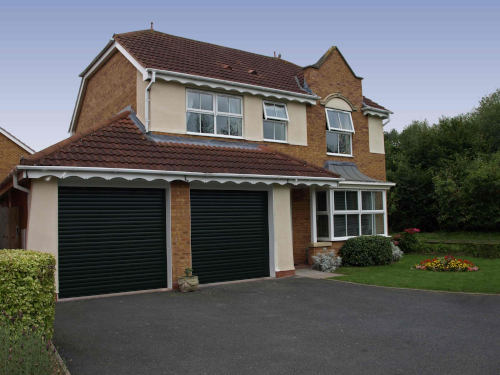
0;207;20;249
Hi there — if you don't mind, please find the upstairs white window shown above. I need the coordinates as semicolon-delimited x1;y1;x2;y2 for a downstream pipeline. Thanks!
187;90;243;137
326;109;354;156
263;101;288;142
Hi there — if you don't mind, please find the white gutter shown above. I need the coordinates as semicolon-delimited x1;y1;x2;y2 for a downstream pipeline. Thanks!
13;173;30;194
145;71;156;132
17;165;344;182
146;68;319;104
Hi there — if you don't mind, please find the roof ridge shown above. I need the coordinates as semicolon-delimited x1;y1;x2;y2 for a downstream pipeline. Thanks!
23;110;133;164
114;29;303;69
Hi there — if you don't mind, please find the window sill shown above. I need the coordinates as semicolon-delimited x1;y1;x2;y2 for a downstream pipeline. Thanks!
186;131;243;140
327;152;353;158
328;234;388;242
264;139;288;144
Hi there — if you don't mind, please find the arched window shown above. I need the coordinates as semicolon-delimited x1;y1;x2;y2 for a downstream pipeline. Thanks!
324;96;355;156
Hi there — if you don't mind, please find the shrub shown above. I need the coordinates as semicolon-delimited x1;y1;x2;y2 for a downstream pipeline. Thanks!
340;236;393;266
424;242;500;258
0;250;56;338
395;230;422;253
0;320;61;375
312;252;342;272
391;243;404;262
415;255;479;272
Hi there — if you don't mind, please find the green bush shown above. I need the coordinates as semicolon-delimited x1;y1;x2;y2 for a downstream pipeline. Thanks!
0;320;61;375
0;250;56;338
424;243;500;258
397;232;422;253
340;236;393;266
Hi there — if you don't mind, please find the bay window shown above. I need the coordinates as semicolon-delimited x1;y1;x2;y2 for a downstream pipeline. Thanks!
187;90;243;137
263;101;288;142
313;189;387;241
326;109;354;156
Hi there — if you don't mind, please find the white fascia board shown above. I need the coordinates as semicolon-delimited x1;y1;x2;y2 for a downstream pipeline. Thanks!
18;165;341;188
339;180;396;190
68;42;119;133
361;105;393;119
0;127;35;154
149;69;319;105
115;42;147;78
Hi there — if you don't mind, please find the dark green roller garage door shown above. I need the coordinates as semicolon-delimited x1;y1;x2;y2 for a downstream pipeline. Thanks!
190;189;269;284
58;187;167;298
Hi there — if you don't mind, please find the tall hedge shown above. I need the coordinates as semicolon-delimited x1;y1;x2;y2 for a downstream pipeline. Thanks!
0;250;56;338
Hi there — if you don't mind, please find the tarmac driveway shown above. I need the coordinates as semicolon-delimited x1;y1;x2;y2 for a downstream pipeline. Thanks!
55;277;500;375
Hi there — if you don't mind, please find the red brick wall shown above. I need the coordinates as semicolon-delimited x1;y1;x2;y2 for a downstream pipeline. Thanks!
291;188;310;265
303;48;387;181
75;51;137;133
0;134;31;181
170;181;192;286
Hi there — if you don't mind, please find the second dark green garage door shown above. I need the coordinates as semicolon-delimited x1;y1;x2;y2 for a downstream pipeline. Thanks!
190;190;270;284
58;187;167;298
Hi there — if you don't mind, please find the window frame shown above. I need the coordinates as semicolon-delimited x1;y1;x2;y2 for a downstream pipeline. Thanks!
311;188;387;242
186;89;244;139
263;101;289;121
325;108;354;157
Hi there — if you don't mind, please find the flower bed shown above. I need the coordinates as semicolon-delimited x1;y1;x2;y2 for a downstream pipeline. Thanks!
415;255;479;272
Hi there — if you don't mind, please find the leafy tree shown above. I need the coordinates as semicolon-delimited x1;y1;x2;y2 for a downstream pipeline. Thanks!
385;89;500;232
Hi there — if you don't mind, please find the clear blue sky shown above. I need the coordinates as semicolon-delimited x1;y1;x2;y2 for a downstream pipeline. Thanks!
1;0;499;150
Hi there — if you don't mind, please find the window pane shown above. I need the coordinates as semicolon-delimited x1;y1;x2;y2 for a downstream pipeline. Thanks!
263;120;274;139
275;122;286;141
374;192;383;210
326;131;339;153
334;215;346;237
264;103;276;118
338;133;351;154
216;116;229;135
217;96;229;113
228;97;241;114
346;191;358;210
375;214;385;234
316;215;329;238
334;191;346;210
338;111;353;131
200;93;213;111
187;112;200;132
361;214;373;235
362;192;373;210
346;214;359;236
316;191;327;212
229;117;242;136
187;92;200;109
201;114;214;133
327;110;341;129
274;104;287;119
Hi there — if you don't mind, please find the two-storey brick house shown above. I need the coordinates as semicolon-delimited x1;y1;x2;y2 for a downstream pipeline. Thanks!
0;29;393;298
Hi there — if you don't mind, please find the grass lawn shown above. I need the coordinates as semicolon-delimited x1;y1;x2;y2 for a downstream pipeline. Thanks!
332;254;500;294
414;231;500;244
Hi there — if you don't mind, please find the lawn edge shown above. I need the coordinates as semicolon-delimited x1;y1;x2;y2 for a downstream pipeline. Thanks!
327;277;500;296
51;342;71;375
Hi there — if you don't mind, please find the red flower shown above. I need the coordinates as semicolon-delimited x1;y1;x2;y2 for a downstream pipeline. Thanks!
404;228;421;234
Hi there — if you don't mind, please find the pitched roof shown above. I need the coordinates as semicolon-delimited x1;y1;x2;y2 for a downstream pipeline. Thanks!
22;111;338;179
0;126;35;154
304;46;363;80
113;29;309;95
362;96;390;112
